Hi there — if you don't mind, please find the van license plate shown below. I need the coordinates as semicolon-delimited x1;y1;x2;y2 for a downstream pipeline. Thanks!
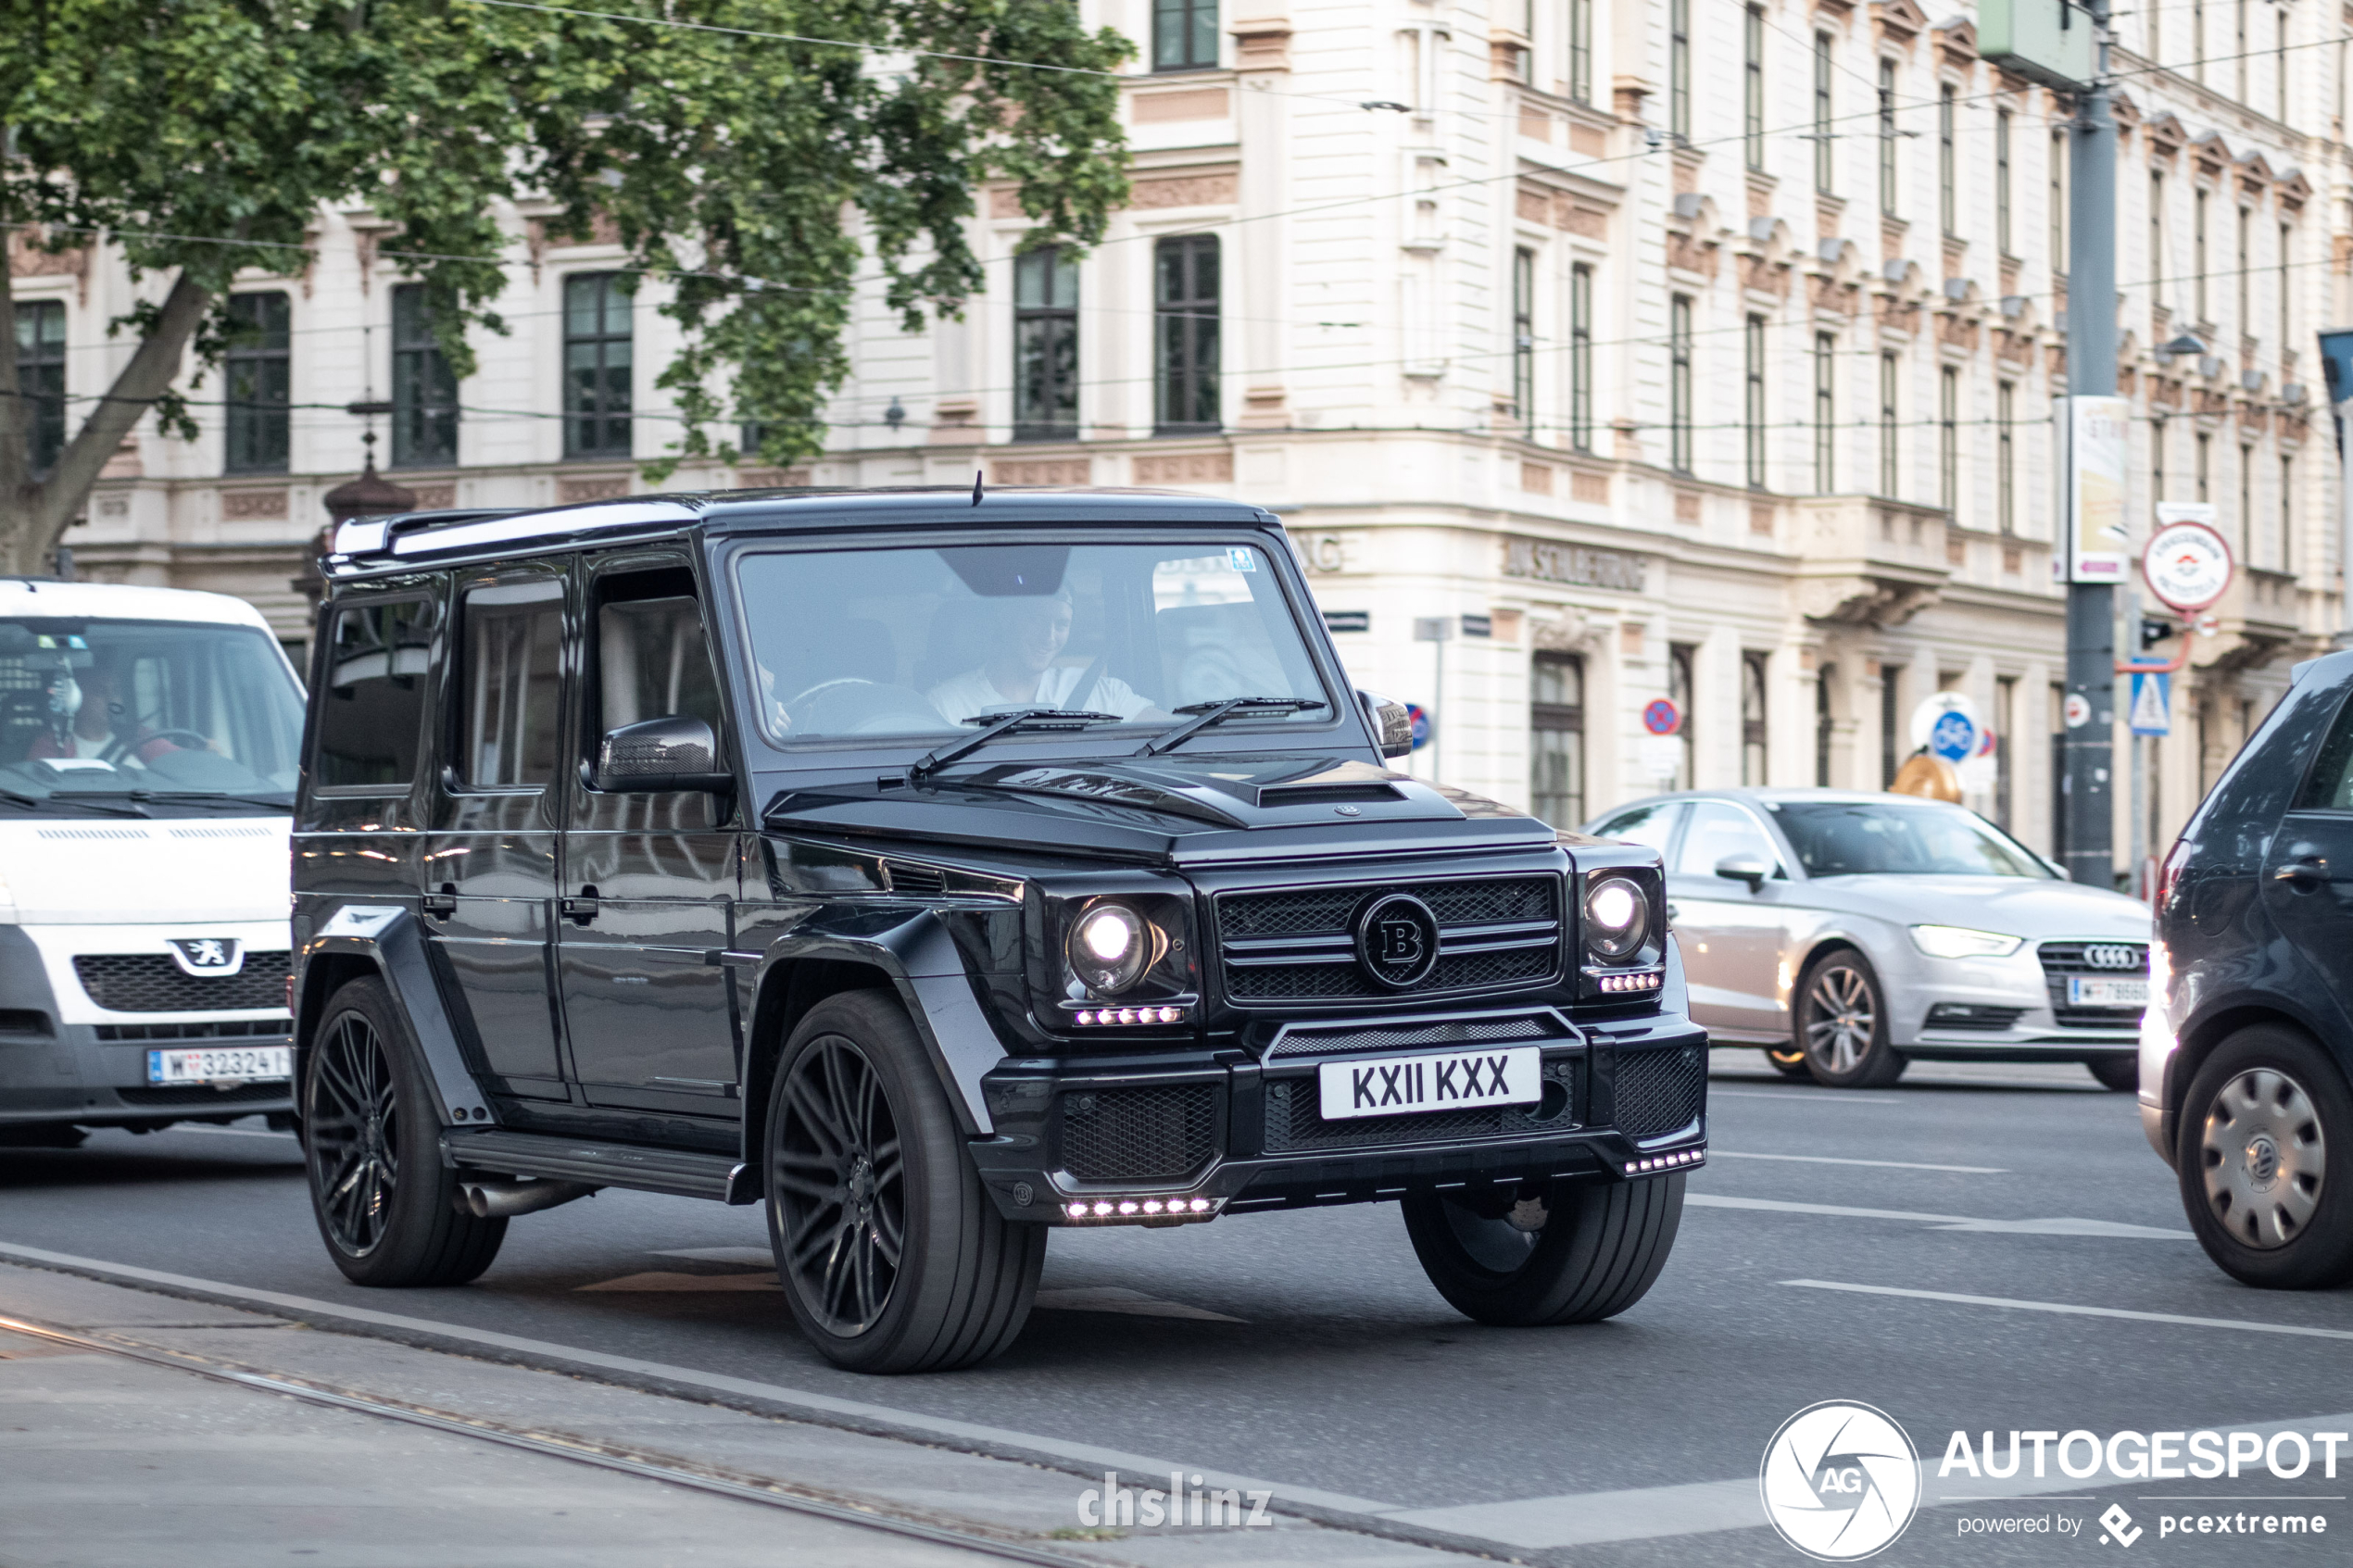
2067;977;2147;1007
146;1046;292;1085
1316;1047;1541;1121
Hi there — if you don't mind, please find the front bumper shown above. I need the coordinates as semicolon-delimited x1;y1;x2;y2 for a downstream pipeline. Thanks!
970;1009;1710;1223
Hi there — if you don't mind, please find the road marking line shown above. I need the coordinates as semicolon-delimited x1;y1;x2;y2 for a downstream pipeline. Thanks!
1707;1088;1904;1104
1783;1279;2353;1340
1032;1286;1246;1324
148;1124;296;1141
577;1271;780;1293
1710;1150;2007;1173
653;1247;774;1266
0;1240;1400;1519
1687;1194;2192;1237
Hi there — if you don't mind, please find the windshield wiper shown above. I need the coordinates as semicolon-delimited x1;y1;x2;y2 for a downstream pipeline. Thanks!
124;790;294;810
1137;696;1327;757
908;709;1124;782
0;785;146;818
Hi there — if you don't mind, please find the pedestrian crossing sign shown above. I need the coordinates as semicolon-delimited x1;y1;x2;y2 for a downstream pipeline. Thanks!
2129;671;2171;736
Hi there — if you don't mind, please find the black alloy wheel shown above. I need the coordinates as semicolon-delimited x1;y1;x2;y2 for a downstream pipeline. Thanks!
1401;1175;1685;1326
773;1035;905;1336
765;991;1043;1373
301;977;505;1287
1795;950;1907;1087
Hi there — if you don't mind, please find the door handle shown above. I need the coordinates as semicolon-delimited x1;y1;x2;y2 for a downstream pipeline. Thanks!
2273;856;2327;890
422;884;457;920
561;887;601;925
1666;903;1680;922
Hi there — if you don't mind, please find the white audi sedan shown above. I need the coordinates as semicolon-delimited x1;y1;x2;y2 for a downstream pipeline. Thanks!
1579;789;2153;1089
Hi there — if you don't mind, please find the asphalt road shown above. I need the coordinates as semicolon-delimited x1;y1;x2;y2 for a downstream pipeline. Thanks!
5;1052;2349;1565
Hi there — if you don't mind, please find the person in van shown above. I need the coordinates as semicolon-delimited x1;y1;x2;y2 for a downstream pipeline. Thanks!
28;654;187;767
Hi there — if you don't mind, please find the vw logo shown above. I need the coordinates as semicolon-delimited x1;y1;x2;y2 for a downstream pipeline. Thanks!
1353;893;1441;991
167;937;244;977
1758;1400;1920;1561
2082;944;2141;971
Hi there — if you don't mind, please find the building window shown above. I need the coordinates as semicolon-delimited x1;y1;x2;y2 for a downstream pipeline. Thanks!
1995;109;2013;253
1744;315;1767;488
1569;0;1593;104
1670;644;1696;788
1512;248;1536;437
1939;365;1958;516
1741;652;1769;785
1938;85;1957;234
1745;6;1767;171
1671;0;1692;140
2281;221;2294;348
1814;333;1836;492
1994;675;2017;828
1669;294;1693;474
1529;653;1585;829
1569;263;1593;451
390;283;459;469
2240;443;2255;561
2195;189;2209;323
2153;417;2168;502
1880;664;1904;786
2196;431;2211;502
2195;0;2207;79
1813;33;1834;193
1154;234;1221;433
563;273;633;459
2150;172;2167;309
1013;246;1079;441
1879;351;1899;496
2282;456;2295;572
2237;207;2252;339
1996;379;2017;533
1152;0;1217;70
223;291;291;475
1878;58;1898;216
12;300;66;478
1815;668;1836;786
2236;0;2249;99
2050;130;2069;274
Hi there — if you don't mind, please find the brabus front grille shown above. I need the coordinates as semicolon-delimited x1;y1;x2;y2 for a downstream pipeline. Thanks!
1214;875;1563;1008
1614;1044;1705;1137
1058;1085;1218;1182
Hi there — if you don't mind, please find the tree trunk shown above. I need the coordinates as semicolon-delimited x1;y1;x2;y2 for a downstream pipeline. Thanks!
0;264;213;576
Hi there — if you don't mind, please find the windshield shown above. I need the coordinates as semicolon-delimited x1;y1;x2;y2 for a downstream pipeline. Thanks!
1769;800;2054;879
734;540;1331;747
0;618;304;810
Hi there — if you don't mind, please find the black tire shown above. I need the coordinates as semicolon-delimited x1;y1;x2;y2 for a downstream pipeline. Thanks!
302;977;505;1287
1402;1174;1684;1326
0;1123;87;1148
2087;1055;2140;1092
1764;1044;1810;1078
766;990;1043;1373
2176;1023;2353;1290
1794;950;1907;1088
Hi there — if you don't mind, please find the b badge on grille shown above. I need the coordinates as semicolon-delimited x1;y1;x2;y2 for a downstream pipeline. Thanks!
166;937;245;977
1353;893;1441;990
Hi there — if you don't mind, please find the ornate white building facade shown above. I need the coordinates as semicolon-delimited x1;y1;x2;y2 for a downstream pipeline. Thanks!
17;0;2353;874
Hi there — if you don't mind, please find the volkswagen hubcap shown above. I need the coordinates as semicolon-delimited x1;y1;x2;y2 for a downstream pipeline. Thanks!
2201;1068;2325;1249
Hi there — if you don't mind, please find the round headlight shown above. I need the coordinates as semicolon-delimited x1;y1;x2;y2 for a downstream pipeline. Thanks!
1066;901;1154;994
1584;877;1650;962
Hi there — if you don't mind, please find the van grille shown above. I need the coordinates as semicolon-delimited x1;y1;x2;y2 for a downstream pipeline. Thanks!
72;954;290;1014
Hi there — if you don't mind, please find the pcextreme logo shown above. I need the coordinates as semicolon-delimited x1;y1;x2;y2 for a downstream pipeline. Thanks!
1760;1401;1922;1562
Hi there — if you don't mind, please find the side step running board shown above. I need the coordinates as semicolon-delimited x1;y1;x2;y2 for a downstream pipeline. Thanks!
442;1128;756;1205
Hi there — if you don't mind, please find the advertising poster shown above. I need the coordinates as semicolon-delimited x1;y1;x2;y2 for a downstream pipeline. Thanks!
2067;395;2133;583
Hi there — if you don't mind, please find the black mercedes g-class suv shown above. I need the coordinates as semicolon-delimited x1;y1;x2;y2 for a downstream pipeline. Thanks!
291;489;1705;1372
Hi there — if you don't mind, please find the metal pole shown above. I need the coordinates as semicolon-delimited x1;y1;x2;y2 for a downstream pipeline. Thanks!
2062;0;2119;887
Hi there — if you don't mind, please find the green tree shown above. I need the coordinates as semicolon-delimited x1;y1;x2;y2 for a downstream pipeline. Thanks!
0;0;1129;573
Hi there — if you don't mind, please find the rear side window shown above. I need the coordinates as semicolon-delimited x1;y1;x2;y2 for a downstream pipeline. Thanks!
1673;801;1784;878
2294;691;2353;810
1593;801;1682;854
314;597;433;788
457;580;564;788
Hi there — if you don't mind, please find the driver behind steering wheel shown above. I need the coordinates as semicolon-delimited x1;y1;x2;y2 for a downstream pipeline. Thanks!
923;591;1158;724
29;655;187;767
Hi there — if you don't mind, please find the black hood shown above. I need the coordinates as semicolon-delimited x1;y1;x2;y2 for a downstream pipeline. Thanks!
761;756;1557;867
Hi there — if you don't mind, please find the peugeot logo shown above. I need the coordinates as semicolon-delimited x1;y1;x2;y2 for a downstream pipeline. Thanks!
2082;943;2142;971
1354;893;1441;991
167;937;245;977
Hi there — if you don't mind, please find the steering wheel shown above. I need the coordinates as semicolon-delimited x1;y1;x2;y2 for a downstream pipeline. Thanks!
783;678;877;711
140;729;213;750
783;679;948;737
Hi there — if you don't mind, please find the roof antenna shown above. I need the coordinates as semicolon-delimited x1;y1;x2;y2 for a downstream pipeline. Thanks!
971;469;984;507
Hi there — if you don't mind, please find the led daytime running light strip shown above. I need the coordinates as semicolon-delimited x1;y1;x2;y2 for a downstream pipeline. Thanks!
1072;1005;1189;1025
1063;1196;1220;1222
1595;971;1664;994
1624;1148;1705;1175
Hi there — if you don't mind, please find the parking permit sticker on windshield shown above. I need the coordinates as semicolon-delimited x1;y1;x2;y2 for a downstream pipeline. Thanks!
1227;547;1256;571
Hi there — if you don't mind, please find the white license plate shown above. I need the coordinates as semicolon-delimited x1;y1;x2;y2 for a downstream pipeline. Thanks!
146;1046;292;1085
2068;977;2147;1007
1317;1046;1541;1121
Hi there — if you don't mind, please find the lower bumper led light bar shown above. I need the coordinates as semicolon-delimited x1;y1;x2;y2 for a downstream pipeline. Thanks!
1594;970;1664;995
1063;1195;1223;1224
1622;1147;1705;1176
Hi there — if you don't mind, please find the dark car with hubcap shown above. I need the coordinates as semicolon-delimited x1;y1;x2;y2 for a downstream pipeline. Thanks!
290;489;1706;1372
2145;650;2353;1290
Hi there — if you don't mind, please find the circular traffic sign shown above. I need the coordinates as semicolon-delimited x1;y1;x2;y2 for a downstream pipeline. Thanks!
1642;697;1682;736
2063;693;2092;729
2143;519;2234;613
1405;703;1431;750
1926;709;1977;764
1907;692;1980;752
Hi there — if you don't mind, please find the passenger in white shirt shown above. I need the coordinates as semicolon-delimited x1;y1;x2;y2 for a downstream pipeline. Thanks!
925;594;1162;725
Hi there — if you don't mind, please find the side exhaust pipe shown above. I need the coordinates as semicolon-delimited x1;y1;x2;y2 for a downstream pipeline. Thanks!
455;1179;598;1219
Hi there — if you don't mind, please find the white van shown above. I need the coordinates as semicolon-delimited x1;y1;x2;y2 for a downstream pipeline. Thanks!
0;580;305;1147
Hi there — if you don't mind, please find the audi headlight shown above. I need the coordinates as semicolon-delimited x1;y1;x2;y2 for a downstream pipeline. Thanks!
1584;876;1650;961
1065;900;1160;995
1908;924;2024;960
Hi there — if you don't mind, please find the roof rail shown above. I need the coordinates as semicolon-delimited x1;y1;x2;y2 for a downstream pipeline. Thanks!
325;499;701;569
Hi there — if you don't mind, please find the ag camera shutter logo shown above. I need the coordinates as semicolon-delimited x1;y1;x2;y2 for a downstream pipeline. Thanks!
1759;1401;1921;1561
